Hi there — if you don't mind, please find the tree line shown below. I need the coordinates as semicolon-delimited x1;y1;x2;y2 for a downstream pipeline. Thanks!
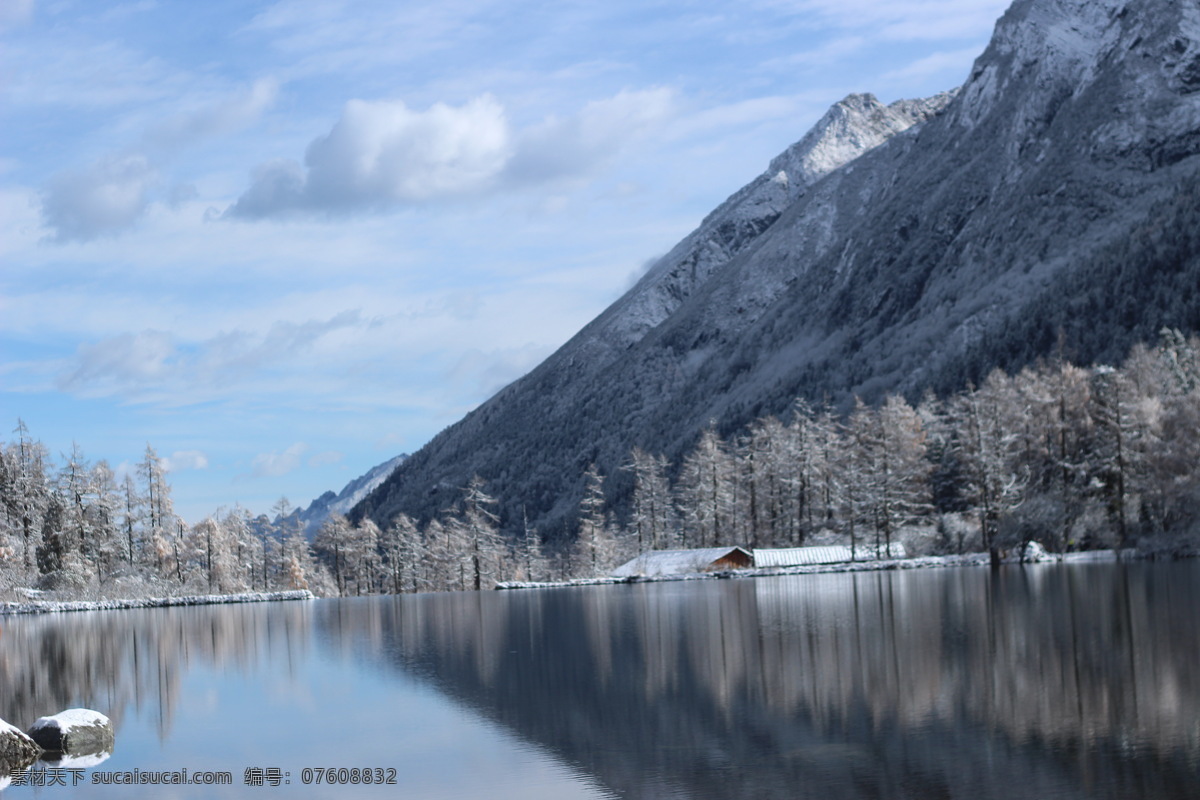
4;329;1200;598
617;328;1200;567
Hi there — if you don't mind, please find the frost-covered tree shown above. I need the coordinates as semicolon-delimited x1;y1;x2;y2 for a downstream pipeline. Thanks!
793;401;841;541
575;464;620;576
951;371;1026;565
873;395;932;550
426;516;470;592
624;448;675;552
120;473;141;568
140;444;181;580
839;400;877;560
314;513;355;595
737;416;787;549
5;420;50;576
458;476;503;591
517;506;548;583
1088;365;1152;548
280;521;330;594
379;512;421;593
348;518;383;595
676;427;735;548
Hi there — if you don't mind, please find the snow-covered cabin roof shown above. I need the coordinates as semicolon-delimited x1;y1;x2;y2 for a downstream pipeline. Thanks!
754;546;853;567
753;542;905;568
611;547;752;577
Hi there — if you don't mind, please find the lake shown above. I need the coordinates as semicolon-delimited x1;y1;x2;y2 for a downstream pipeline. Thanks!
1;561;1197;798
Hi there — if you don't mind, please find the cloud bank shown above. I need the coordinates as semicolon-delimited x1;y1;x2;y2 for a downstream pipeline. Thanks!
37;79;278;242
40;155;156;243
225;88;674;219
58;310;364;400
251;442;309;478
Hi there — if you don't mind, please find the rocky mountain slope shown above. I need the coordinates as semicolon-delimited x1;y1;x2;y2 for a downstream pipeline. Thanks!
357;0;1200;539
284;454;405;535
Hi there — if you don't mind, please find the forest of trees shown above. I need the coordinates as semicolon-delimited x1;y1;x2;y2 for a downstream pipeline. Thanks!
4;329;1200;599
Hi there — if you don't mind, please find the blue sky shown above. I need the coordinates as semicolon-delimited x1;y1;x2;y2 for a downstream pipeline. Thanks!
0;0;1011;523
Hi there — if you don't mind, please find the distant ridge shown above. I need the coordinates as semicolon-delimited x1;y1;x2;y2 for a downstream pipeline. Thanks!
284;455;405;535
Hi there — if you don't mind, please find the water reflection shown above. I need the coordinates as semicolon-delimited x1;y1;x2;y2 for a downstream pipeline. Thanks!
316;564;1200;799
0;602;310;739
0;564;1197;798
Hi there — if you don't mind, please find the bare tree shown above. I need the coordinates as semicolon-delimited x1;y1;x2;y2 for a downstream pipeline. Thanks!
575;464;620;577
676;426;735;548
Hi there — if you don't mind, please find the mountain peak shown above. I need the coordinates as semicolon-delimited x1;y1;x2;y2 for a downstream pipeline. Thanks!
767;91;953;197
584;89;952;355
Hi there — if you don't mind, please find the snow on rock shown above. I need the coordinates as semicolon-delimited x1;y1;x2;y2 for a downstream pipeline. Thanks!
0;718;42;768
28;710;113;755
1019;541;1054;562
0;590;314;616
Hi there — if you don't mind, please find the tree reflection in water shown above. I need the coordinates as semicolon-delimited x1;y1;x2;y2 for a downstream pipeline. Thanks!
319;563;1200;800
0;564;1197;799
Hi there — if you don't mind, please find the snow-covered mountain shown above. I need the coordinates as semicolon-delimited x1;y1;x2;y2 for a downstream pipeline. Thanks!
284;455;405;535
356;0;1200;539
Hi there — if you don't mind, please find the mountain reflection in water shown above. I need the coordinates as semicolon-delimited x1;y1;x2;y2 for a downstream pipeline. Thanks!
1;563;1198;799
316;564;1200;799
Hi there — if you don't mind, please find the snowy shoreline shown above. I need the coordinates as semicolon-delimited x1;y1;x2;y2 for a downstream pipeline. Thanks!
0;590;315;616
495;549;1140;590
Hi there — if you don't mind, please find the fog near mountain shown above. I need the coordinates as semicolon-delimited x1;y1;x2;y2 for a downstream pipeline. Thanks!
357;0;1200;540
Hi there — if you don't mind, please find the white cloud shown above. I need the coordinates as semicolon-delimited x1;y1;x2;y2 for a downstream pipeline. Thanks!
145;77;279;151
3;37;181;110
56;311;366;401
60;329;175;392
762;36;867;70
251;442;309;478
307;450;344;468
504;88;675;185
226;88;676;219
164;450;209;471
665;92;825;142
35;79;278;242
227;95;510;217
239;0;512;83
40;155;156;242
765;0;1009;42
881;47;984;84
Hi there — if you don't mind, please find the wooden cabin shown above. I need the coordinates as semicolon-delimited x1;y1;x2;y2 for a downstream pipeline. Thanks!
611;547;753;578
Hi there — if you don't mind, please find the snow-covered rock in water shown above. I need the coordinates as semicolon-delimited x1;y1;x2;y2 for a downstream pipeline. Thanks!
27;709;113;754
0;717;41;766
1019;541;1053;562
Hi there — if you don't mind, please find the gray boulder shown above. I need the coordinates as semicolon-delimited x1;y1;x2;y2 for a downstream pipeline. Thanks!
0;717;42;769
27;709;113;755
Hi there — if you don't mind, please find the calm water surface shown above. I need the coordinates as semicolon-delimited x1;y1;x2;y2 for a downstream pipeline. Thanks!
1;561;1198;798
